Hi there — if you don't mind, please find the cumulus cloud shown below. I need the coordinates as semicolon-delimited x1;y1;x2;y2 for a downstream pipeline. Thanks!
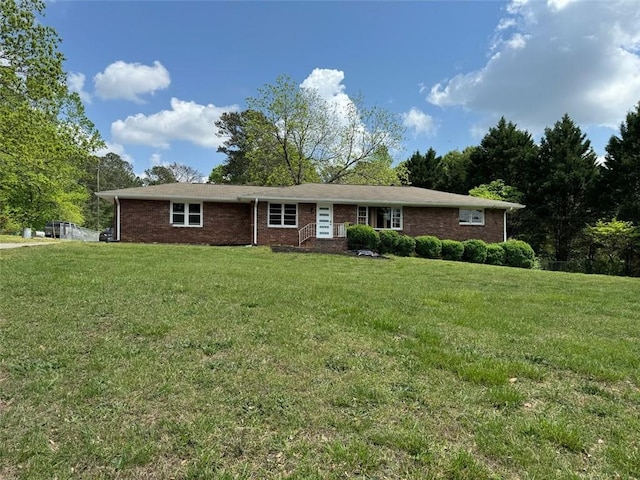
94;141;134;165
68;72;91;103
94;60;171;103
111;97;239;149
402;108;436;136
427;0;640;131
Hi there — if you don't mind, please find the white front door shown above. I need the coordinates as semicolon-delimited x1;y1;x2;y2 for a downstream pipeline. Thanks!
316;204;333;239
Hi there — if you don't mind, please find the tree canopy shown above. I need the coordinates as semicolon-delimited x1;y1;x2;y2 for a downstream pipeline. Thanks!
212;75;404;186
0;0;102;231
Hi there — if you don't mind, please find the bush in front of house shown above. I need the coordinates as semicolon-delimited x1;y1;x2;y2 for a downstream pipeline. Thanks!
485;243;506;266
500;239;535;268
394;235;416;257
347;224;380;250
378;229;400;254
415;235;442;259
462;239;488;264
441;239;464;261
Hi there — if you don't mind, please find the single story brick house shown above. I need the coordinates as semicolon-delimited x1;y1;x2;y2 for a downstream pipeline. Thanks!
96;183;524;249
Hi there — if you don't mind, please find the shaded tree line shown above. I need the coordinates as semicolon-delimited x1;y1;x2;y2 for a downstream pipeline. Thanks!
400;106;640;275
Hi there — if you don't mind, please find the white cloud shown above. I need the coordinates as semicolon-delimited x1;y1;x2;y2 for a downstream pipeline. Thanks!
94;60;170;103
94;141;134;165
402;108;436;136
111;97;239;149
68;72;91;104
300;68;355;121
427;0;640;132
150;153;162;166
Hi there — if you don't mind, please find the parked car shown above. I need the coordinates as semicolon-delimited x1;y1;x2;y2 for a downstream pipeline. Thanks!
44;221;76;238
99;227;114;242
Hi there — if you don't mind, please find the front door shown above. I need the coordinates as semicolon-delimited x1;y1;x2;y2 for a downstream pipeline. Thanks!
316;204;333;239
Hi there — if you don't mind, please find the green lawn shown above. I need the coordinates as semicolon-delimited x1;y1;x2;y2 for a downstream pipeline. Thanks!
1;243;639;479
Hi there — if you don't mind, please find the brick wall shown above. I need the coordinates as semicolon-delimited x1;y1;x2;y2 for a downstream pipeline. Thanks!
118;199;505;246
402;207;504;243
119;199;252;245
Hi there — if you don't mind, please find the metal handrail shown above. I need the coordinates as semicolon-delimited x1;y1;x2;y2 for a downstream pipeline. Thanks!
298;223;316;246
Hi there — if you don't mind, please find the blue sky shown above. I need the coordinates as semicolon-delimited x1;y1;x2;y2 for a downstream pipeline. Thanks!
47;0;640;179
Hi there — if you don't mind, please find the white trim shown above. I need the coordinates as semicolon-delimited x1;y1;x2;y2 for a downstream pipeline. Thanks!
316;204;333;239
170;201;203;227
115;195;121;241
503;210;507;242
459;208;485;226
253;198;258;245
267;202;298;228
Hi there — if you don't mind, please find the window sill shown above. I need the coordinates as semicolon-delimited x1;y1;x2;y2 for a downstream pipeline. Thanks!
268;225;298;229
171;224;203;228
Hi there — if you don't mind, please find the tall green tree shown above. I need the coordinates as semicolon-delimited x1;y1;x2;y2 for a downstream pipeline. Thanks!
601;101;640;224
469;117;538;190
237;74;403;185
527;114;601;261
404;148;440;189
0;0;101;231
80;153;142;229
435;147;476;194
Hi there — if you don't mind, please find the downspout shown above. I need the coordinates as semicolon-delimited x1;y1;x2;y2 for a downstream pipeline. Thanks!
253;198;258;245
503;210;508;242
115;196;121;241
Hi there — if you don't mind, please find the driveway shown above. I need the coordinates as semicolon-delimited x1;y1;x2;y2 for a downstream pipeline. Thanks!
0;243;55;249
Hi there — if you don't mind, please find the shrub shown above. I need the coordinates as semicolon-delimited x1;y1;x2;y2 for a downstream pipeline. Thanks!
441;239;464;261
500;240;535;268
462;239;488;264
378;230;400;254
415;235;442;259
394;235;416;257
485;243;505;266
347;224;379;250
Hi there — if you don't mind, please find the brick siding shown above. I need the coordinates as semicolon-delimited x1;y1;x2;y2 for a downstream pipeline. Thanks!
118;199;505;246
119;199;252;245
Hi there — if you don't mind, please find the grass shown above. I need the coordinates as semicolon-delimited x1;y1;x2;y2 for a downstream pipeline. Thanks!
1;242;639;479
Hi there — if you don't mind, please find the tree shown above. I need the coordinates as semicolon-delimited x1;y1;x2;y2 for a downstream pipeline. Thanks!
336;146;404;185
584;218;639;276
143;166;177;186
601;101;640;224
435;147;476;194
80;153;142;229
404;148;440;189
528;114;601;261
469;117;538;190
469;179;523;203
0;0;101;231
238;74;404;185
144;162;202;186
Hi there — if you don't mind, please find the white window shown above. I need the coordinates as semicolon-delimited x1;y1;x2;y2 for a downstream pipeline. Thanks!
268;203;297;227
358;206;402;230
459;209;484;225
357;206;368;225
171;202;202;227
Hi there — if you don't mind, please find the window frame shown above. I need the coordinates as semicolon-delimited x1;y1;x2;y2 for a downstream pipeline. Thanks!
170;201;203;228
357;206;403;231
459;208;485;226
268;202;298;228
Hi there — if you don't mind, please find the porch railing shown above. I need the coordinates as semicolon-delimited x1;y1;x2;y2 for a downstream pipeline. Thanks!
298;222;347;246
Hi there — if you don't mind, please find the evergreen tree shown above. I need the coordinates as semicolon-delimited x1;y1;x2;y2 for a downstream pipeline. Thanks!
405;148;440;189
528;114;601;261
602;102;640;224
469;117;538;190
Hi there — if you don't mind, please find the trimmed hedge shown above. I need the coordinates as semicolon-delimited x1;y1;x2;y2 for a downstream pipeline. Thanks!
395;235;416;257
378;230;400;255
415;235;442;259
485;243;506;266
500;240;535;268
462;239;488;264
347;224;379;250
441;239;464;261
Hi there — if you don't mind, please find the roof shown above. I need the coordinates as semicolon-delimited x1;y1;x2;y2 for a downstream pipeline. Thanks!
96;183;524;210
